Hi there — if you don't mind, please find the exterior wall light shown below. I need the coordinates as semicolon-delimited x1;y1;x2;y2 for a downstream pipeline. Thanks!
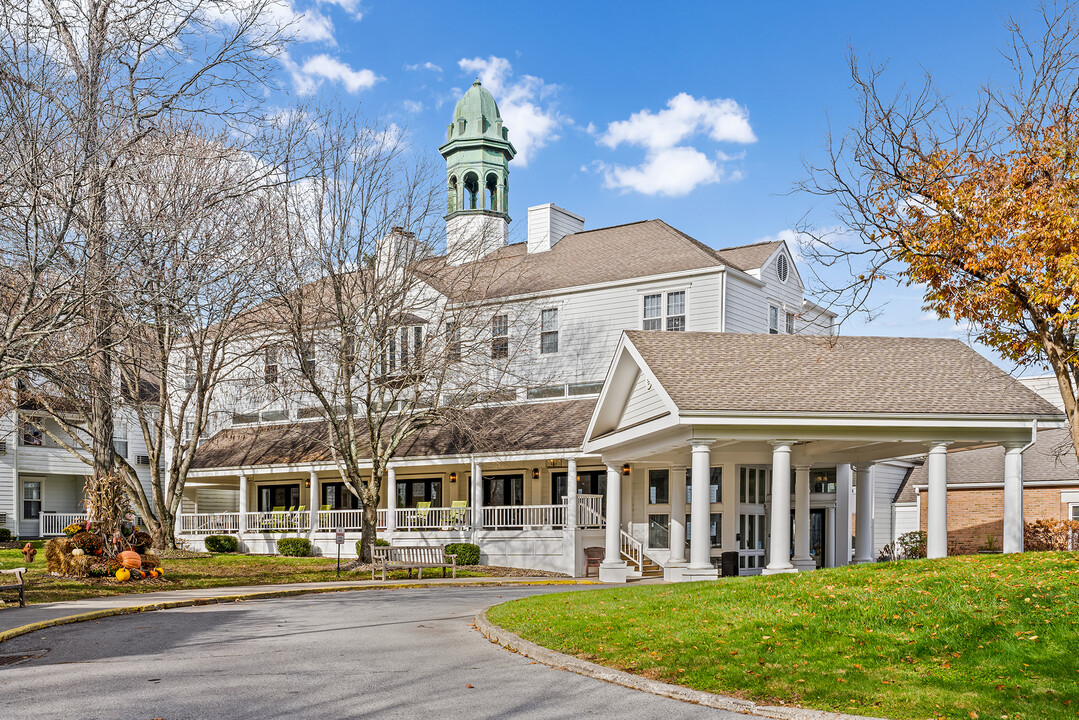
532;468;540;480
449;472;457;483
305;479;311;488
621;463;631;476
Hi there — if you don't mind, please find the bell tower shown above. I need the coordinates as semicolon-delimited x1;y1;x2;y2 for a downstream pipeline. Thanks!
439;81;516;265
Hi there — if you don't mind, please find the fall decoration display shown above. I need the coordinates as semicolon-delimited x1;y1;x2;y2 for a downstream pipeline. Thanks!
71;548;85;557
63;523;83;537
71;531;104;556
117;551;142;569
21;543;37;563
115;568;131;582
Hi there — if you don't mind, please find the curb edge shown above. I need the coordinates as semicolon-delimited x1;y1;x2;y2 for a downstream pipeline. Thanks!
474;609;889;720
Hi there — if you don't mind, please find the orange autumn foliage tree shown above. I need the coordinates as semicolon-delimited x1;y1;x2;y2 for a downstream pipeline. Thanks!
884;109;1079;457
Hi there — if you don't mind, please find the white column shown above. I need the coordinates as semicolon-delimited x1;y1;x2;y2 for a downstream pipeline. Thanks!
792;465;814;571
763;440;797;575
565;459;578;526
926;443;950;559
684;445;719;581
599;463;628;582
668;465;687;564
825;506;836;568
834;464;852;566
238;473;248;534
386;466;397;534
471;460;484;531
308;471;318;539
853;464;874;564
1002;443;1025;554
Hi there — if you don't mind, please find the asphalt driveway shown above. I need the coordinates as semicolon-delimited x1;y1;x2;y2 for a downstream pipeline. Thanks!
0;585;751;719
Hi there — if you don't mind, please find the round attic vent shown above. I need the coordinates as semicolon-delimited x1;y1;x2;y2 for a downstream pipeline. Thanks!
776;253;789;283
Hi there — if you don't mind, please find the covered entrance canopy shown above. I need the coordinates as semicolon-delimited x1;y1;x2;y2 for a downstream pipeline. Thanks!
584;331;1065;582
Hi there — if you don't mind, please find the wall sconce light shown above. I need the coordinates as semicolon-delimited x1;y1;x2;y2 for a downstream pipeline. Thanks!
532;467;540;480
305;479;311;488
621;463;631;476
449;472;457;483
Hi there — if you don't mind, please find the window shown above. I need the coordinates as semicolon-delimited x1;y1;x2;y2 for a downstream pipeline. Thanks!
643;294;662;330
648;469;669;504
22;417;42;446
666;291;685;331
684;466;722;504
185;356;197;391
1072;504;1079;523
540;308;559;354
491;315;508;359
445;321;461;362
301;345;315;375
23;480;40;519
642;290;686;331
768;306;779;334
648;513;669;548
264;347;278;385
740;467;767;504
414;326;423;360
785;311;795;334
387;334;396;373
183;422;193;443
113;423;128;458
685;512;722;549
399;328;409;367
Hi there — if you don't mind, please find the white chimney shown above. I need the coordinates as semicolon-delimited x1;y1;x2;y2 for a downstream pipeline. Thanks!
527;203;584;253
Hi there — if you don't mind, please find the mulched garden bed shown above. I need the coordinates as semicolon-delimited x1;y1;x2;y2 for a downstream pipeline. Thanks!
155;548;213;559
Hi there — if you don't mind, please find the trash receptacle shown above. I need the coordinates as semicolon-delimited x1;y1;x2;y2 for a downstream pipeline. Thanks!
721;551;739;577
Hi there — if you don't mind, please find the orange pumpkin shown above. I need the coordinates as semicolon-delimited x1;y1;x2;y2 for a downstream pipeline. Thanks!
117;550;142;569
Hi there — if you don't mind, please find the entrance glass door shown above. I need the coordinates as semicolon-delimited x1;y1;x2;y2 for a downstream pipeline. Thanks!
258;484;300;511
483;474;524;506
810;508;826;568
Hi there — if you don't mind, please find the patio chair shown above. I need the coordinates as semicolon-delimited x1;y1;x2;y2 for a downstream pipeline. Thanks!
266;506;287;531
450;500;468;525
414;502;432;527
583;546;604;578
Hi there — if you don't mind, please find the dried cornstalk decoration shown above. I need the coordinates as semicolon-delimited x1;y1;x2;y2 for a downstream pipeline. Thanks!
82;471;132;540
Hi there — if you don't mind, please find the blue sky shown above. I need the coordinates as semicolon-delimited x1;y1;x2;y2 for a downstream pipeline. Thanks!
269;1;1046;373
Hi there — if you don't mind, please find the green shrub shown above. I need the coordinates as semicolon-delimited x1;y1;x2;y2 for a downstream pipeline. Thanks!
445;542;480;565
355;537;390;558
277;538;312;557
897;530;927;559
204;535;239;553
0;528;11;542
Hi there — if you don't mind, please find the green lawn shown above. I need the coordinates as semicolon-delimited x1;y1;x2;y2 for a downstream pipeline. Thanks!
487;552;1079;720
0;543;485;604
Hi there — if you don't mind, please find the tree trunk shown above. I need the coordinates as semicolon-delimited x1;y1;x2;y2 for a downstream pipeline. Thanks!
360;503;378;563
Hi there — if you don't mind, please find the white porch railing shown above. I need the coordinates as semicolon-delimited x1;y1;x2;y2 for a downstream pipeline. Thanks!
577;495;605;528
377;509;387;531
621;529;643;573
242;511;309;533
178;512;241;535
483;504;565;529
40;512;87;536
394;506;471;530
316;510;364;531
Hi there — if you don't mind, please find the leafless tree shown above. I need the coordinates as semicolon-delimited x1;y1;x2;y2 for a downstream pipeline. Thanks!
261;108;545;561
0;0;287;488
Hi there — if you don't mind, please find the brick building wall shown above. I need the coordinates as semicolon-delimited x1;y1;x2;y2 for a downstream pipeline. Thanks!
916;485;1077;553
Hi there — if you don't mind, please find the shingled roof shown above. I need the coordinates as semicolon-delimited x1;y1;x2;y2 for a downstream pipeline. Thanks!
625;331;1064;417
191;398;596;470
894;427;1079;503
418;219;749;300
711;240;784;272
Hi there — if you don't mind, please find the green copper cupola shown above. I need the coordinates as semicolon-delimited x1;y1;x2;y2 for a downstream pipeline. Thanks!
439;81;516;264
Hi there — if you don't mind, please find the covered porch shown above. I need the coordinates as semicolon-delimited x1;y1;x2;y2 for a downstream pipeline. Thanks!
582;331;1065;583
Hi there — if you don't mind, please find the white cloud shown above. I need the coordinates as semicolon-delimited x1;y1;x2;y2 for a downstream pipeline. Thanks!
286;53;382;94
457;56;565;167
405;61;443;73
597;93;756;196
402;99;424;113
318;0;363;20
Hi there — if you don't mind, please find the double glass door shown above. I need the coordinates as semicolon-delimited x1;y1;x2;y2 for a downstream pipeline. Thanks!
258;484;300;511
789;507;828;568
550;470;607;508
483;474;524;506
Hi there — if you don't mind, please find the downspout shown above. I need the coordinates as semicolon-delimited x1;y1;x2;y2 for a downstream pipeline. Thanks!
11;414;18;538
719;269;727;333
1023;419;1038;454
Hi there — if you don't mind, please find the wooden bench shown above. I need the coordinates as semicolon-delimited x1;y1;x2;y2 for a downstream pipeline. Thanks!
372;545;457;581
1;567;26;608
583;546;604;577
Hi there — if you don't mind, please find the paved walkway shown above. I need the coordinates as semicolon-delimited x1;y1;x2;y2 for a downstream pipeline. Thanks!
0;575;590;639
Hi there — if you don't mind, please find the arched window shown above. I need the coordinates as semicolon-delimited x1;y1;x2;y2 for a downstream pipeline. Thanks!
448;176;458;213
463;173;479;210
486;173;499;212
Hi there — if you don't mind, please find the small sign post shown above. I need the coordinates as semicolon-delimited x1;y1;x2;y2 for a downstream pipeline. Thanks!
335;527;345;578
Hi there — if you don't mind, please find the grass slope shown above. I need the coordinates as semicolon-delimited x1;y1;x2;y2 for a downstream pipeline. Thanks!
0;544;484;604
488;553;1079;720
